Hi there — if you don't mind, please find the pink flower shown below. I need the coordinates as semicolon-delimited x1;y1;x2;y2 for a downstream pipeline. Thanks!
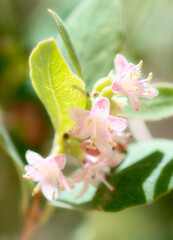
71;152;124;198
71;158;114;198
69;97;127;155
111;54;159;111
23;151;74;201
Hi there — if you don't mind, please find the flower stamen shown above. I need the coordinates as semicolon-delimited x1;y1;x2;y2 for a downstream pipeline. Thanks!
107;140;116;146
148;72;153;83
135;87;141;91
52;191;56;201
138;60;143;70
23;174;31;179
86;145;97;150
59;185;65;191
32;188;38;196
92;137;97;142
145;90;151;94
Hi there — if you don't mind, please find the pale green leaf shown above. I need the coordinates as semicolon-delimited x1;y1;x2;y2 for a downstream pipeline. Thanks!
48;9;84;79
51;139;173;212
123;83;173;120
29;38;86;133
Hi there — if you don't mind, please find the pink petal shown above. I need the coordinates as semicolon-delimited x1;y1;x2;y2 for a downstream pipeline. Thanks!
60;174;74;190
115;54;128;77
128;94;141;111
76;182;89;199
111;80;121;93
106;153;125;167
53;154;66;170
69;121;91;139
128;63;139;77
69;108;89;122
99;176;114;191
140;84;159;99
94;118;113;155
24;165;42;181
91;97;110;117
25;150;43;165
41;183;58;201
71;170;86;183
107;116;127;132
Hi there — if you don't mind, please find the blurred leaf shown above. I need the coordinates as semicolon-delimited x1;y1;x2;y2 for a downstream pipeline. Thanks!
0;38;27;103
122;0;173;73
0;149;21;235
61;0;123;90
0;116;30;217
24;0;82;48
0;116;24;170
32;208;84;240
29;38;86;134
48;9;84;79
52;139;173;212
123;83;173;120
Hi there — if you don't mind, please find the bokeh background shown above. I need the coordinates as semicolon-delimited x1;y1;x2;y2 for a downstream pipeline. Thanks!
0;0;173;239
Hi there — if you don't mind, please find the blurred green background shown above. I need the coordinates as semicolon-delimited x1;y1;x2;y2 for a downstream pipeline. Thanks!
0;0;173;239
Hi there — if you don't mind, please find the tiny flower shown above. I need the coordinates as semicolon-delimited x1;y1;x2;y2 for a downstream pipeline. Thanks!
71;157;114;198
23;151;74;201
71;151;125;198
69;97;127;155
111;54;159;111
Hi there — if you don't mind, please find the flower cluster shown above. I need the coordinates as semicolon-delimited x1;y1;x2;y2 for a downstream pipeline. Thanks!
23;54;158;201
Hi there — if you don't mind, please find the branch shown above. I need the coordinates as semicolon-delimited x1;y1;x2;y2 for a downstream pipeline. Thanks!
20;192;42;240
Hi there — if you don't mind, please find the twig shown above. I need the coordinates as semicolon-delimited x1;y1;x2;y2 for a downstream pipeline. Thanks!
20;192;42;240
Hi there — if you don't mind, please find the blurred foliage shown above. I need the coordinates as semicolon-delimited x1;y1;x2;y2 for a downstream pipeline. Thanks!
72;192;173;240
0;148;21;235
0;0;173;239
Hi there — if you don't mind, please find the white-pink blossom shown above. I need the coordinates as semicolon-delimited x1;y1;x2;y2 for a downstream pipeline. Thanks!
69;97;127;155
71;158;113;198
71;152;124;198
23;151;74;201
111;54;159;111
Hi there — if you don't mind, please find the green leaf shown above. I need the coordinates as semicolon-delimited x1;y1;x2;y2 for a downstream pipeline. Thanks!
0;116;30;215
48;9;84;79
51;139;173;212
122;83;173;120
61;0;123;90
29;38;86;133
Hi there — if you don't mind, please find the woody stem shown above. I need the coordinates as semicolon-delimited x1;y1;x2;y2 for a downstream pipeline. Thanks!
20;192;42;240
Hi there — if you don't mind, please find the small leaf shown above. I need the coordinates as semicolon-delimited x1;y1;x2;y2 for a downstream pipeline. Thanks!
48;9;84;79
61;0;123;90
29;38;86;134
51;139;173;212
123;83;173;120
